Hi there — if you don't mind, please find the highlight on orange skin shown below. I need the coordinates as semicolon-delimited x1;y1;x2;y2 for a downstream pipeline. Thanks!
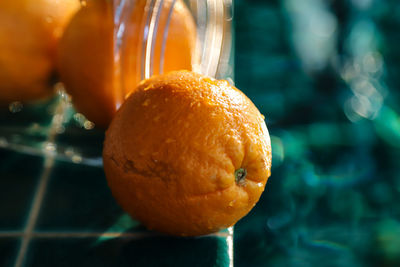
0;0;80;105
57;0;197;128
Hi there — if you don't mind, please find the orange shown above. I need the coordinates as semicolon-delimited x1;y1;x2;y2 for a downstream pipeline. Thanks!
0;0;80;104
103;71;272;236
58;0;197;128
57;0;114;128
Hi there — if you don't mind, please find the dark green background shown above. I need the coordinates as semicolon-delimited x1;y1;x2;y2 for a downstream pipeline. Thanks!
234;0;400;266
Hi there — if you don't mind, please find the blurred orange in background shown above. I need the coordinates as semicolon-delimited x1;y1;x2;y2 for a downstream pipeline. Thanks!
58;0;197;128
0;0;80;104
57;0;114;128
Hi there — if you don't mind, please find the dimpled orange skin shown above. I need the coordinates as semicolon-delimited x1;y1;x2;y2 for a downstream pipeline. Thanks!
58;0;196;128
103;71;272;236
0;0;80;104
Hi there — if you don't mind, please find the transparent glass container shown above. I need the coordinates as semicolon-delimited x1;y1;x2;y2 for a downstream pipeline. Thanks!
0;0;234;165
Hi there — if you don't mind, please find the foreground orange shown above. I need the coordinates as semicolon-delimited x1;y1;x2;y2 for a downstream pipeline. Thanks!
0;0;80;104
58;0;197;128
103;71;272;236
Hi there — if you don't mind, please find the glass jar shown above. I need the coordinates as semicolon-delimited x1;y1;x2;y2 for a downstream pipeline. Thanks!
0;0;234;165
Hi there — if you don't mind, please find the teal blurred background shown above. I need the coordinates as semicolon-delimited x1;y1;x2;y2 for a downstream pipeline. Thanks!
234;0;400;266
